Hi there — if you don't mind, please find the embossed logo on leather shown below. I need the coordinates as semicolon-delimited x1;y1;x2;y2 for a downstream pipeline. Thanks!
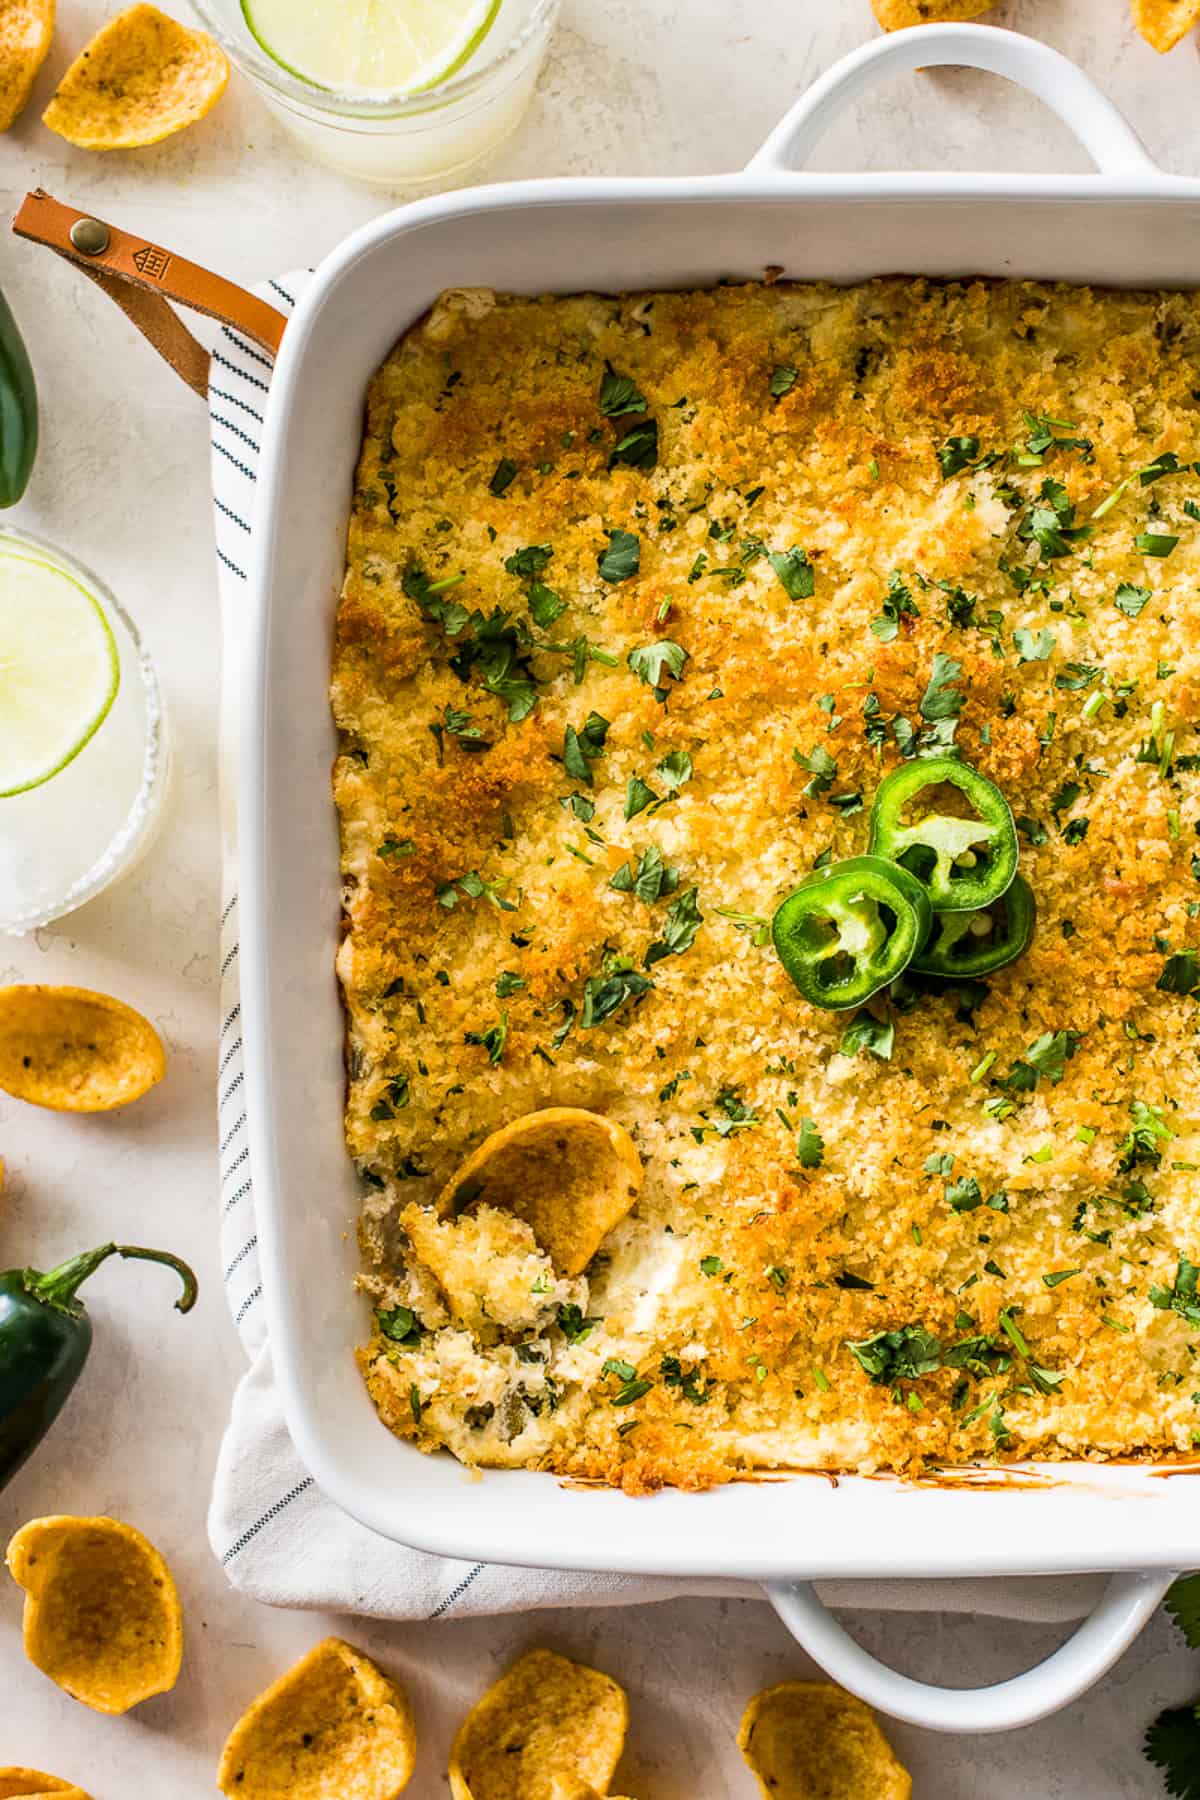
132;245;171;281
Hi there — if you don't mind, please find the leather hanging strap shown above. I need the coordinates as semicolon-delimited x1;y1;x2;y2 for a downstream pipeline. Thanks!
11;189;288;397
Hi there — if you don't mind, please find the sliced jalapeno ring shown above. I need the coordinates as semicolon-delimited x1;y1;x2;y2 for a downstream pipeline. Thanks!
912;873;1036;979
772;854;933;1010
868;755;1018;912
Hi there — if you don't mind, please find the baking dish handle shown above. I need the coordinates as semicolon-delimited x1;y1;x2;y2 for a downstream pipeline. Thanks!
11;189;287;397
748;23;1158;179
765;1569;1172;1734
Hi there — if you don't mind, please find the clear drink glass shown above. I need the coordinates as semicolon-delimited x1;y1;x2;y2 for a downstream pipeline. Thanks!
0;529;169;935
188;0;560;188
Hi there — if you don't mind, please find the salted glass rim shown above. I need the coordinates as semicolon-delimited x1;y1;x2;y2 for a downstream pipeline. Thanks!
187;0;559;122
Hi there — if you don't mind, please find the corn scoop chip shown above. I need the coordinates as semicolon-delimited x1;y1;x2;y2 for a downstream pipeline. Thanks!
217;1636;416;1799
0;983;165;1111
437;1108;642;1276
1132;0;1200;50
43;3;228;148
737;1682;911;1800
0;0;53;130
0;1776;91;1800
449;1647;628;1800
6;1515;183;1714
872;0;994;25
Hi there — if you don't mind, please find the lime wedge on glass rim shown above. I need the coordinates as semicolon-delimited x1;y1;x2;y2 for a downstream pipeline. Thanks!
0;549;118;798
241;0;504;95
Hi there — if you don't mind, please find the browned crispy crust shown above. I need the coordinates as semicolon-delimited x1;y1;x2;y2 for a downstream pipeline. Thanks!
336;278;1200;1491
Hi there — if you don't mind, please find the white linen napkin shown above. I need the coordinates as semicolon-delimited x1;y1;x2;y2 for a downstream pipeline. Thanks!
205;273;1105;1626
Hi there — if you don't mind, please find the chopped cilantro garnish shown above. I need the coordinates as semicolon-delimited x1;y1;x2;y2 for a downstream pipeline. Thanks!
489;458;518;497
629;639;688;697
938;434;981;478
1000;1029;1081;1092
847;1325;942;1384
609;418;658;470
1158;950;1200;995
645;887;704;968
1018;477;1091;561
919;651;964;731
562;711;610;785
464;1010;508;1065
1114;580;1153;619
557;1303;599;1343
625;775;659;820
700;1255;724;1277
945;1175;983;1213
581;965;653;1028
437;871;517;912
528;582;567;629
1117;1098;1175;1172
796;1117;825;1169
1014;627;1056;663
660;1355;714;1404
1136;532;1179;558
377;838;416;860
495;971;526;999
376;1304;420;1346
794;742;837;797
598;528;640;583
871;569;918;642
610;844;679;903
599;363;647;417
1150;1257;1200;1329
769;363;798;400
767;545;815;600
839;1012;894;1061
658;749;693;791
504;543;553;578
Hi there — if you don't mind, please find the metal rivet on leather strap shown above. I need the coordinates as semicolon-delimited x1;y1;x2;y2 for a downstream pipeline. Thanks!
69;217;110;256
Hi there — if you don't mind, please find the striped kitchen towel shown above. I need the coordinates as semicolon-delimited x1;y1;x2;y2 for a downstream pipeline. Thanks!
204;273;1104;1625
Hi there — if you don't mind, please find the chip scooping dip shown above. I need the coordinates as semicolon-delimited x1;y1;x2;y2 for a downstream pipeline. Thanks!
0;1775;91;1800
0;0;54;130
6;1515;183;1714
42;2;228;148
737;1682;911;1800
871;0;994;23
449;1647;629;1800
217;1636;416;1800
0;983;165;1111
1131;0;1200;49
437;1107;643;1277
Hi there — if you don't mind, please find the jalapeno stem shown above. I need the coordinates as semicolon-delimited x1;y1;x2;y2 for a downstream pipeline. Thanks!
22;1243;199;1315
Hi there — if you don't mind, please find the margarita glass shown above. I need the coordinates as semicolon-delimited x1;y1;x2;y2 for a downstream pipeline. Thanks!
189;0;560;187
0;530;168;935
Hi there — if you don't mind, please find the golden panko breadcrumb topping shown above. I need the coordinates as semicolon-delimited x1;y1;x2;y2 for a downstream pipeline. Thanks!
335;277;1200;1492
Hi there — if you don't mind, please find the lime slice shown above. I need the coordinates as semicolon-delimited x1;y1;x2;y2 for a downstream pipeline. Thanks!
242;0;503;95
0;550;119;797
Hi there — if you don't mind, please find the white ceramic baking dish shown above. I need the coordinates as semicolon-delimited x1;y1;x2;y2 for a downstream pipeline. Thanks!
232;25;1200;1732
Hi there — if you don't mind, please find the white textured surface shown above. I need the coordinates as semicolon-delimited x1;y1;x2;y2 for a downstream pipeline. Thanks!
0;0;1197;1792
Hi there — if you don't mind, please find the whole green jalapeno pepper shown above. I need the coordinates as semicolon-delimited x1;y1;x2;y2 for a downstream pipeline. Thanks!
0;287;37;507
0;1241;197;1493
